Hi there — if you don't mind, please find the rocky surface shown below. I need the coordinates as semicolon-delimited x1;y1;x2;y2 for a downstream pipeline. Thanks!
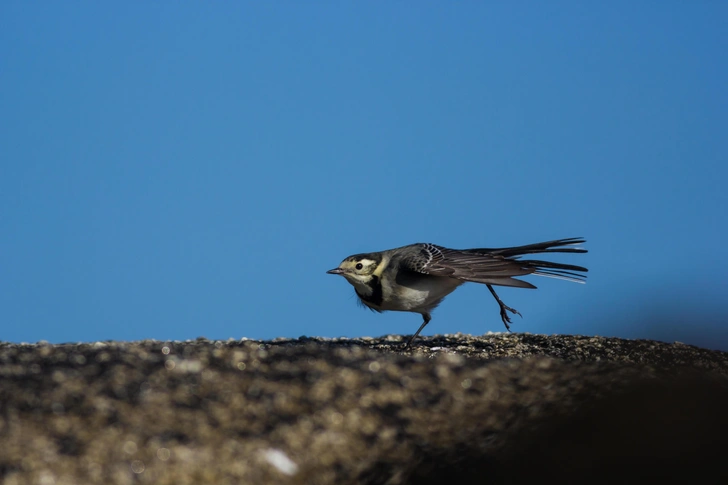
1;333;727;484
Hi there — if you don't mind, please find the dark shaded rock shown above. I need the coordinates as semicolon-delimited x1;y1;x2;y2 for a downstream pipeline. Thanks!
0;333;727;484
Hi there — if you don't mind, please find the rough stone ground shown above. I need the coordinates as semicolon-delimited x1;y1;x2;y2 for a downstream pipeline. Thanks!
1;333;727;484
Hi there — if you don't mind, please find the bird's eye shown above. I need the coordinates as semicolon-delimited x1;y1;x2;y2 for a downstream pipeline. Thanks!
355;263;363;270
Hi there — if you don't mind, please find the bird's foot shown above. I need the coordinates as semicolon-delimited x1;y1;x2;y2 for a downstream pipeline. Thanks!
498;302;521;332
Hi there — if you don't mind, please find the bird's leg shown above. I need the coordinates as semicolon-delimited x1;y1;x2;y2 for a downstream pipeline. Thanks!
486;284;521;331
403;313;431;349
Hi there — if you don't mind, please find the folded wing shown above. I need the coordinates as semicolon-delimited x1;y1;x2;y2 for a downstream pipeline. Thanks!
399;238;588;289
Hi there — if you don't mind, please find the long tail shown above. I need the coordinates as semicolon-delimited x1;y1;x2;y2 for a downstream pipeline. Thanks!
467;238;588;284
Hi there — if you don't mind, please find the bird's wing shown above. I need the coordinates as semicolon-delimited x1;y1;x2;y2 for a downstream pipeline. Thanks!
398;244;537;288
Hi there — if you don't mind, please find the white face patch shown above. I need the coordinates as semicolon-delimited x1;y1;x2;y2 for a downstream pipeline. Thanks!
337;258;378;278
337;258;381;296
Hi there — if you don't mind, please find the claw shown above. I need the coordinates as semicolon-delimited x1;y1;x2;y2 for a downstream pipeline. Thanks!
487;284;521;332
498;303;521;331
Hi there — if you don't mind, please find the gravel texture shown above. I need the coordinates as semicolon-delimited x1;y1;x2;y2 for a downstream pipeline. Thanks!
1;333;727;484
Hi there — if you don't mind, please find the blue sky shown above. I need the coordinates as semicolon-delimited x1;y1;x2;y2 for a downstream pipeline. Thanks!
2;3;727;349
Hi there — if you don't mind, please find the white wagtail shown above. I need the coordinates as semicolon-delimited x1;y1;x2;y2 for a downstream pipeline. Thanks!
327;238;587;347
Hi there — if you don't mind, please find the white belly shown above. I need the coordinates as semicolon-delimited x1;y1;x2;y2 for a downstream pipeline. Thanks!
379;274;462;313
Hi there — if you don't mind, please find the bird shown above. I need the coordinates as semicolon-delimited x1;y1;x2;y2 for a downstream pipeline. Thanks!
326;237;587;347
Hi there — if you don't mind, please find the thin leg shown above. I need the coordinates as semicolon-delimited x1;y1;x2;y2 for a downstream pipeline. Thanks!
486;284;521;331
404;313;431;348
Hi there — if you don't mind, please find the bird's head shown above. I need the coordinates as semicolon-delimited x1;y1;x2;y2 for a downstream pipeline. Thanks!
326;253;383;287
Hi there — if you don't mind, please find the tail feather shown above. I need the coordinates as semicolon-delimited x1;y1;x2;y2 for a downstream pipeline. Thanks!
472;238;588;285
468;238;587;258
520;259;587;275
531;266;587;283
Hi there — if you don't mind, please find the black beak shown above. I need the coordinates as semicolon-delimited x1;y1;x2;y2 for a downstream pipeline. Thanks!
326;268;344;275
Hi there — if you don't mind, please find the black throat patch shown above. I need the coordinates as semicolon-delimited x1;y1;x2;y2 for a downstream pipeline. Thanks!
356;275;383;307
